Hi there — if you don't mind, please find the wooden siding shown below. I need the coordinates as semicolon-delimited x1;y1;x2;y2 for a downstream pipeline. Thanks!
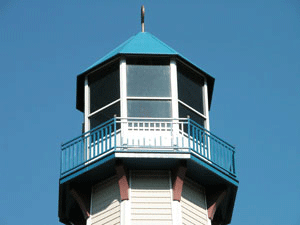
91;177;121;225
181;179;208;225
131;170;173;225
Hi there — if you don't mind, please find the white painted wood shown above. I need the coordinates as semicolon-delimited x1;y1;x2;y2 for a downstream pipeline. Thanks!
130;170;173;225
84;76;90;133
203;79;211;160
203;79;210;131
120;200;131;225
115;152;190;159
120;58;128;145
181;179;208;225
90;176;121;225
86;216;91;225
170;59;179;119
88;99;120;118
170;59;180;146
120;58;127;118
207;218;212;225
178;100;206;119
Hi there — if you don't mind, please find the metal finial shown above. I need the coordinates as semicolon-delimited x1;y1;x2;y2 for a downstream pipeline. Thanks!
141;5;145;32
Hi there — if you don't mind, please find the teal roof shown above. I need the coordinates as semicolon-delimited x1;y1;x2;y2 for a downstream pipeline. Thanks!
84;32;179;72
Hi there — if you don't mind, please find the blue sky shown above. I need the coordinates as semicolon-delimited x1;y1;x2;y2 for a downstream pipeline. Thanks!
0;1;299;224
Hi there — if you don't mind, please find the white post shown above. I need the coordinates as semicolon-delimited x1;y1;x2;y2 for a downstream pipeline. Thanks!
203;79;210;131
84;76;90;160
120;58;128;145
84;76;90;132
203;79;211;159
170;59;179;146
86;216;91;225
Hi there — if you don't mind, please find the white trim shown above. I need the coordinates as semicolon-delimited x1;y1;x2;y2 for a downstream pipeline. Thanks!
172;201;182;225
203;79;210;131
170;59;179;119
120;58;127;118
86;217;91;225
120;58;128;145
115;152;190;159
88;98;120;118
178;100;207;119
84;76;90;133
203;79;211;160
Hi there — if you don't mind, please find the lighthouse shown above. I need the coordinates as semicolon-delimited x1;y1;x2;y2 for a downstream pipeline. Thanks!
58;7;238;225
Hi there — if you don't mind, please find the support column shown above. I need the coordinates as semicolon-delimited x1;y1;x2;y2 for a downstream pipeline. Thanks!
173;161;187;201
115;161;130;225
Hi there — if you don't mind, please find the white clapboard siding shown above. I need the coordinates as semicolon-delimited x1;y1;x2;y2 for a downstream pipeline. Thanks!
91;176;121;225
181;179;208;225
131;170;173;225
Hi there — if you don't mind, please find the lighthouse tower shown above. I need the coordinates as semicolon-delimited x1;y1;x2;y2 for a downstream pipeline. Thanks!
58;7;238;225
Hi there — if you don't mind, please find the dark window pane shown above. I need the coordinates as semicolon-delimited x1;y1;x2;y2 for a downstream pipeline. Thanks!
179;103;205;128
127;65;171;97
177;63;204;114
90;102;120;129
89;62;120;113
128;100;171;118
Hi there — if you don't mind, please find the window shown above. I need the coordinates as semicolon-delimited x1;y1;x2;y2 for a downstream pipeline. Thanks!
88;61;120;129
126;58;171;118
177;61;206;127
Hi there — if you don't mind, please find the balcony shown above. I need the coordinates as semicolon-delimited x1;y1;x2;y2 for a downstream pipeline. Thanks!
60;117;237;182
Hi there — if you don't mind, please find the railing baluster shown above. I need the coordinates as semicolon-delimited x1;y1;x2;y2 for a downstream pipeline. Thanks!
109;124;112;149
101;128;104;154
60;118;236;177
105;127;108;151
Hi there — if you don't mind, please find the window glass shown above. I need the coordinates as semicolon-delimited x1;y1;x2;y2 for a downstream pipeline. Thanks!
179;103;205;128
90;102;120;129
127;65;171;97
89;63;120;113
128;100;171;118
177;63;204;114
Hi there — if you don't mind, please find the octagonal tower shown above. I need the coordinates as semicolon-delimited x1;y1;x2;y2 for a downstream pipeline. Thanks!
58;15;238;225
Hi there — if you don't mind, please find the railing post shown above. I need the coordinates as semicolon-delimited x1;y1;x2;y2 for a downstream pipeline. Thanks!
232;150;236;175
60;143;63;175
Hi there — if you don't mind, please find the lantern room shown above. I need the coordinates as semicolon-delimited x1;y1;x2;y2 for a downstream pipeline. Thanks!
76;32;214;133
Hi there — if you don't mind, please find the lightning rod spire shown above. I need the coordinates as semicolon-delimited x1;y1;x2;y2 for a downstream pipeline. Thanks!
141;5;145;32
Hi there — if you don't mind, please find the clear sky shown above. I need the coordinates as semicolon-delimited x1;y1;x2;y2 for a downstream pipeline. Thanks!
0;1;299;224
